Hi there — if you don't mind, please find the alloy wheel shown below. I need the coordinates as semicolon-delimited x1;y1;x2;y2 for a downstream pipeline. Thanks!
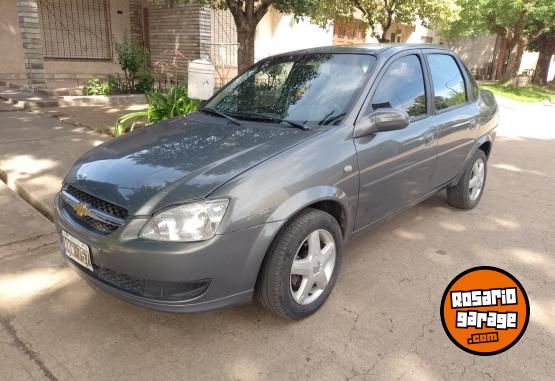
469;158;485;201
289;229;336;305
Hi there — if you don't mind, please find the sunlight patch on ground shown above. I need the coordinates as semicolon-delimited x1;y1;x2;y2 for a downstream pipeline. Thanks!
228;358;262;381
0;268;75;309
529;299;555;337
491;163;547;176
439;221;466;232
386;353;439;381
125;104;148;111
393;229;425;241
0;155;58;181
509;248;552;266
487;216;520;229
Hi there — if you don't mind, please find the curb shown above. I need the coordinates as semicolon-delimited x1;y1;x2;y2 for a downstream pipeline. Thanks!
0;169;54;223
0;94;58;109
0;91;146;109
60;94;146;106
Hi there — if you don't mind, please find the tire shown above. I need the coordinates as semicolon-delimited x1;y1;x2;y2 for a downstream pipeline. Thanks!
447;149;488;209
257;208;343;320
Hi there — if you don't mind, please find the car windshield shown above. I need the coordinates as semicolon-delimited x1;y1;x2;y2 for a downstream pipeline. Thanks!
204;53;376;126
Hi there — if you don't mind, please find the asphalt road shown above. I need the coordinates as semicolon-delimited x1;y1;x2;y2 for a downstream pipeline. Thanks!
0;99;553;380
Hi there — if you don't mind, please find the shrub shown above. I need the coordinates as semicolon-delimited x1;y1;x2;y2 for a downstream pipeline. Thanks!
114;85;202;137
135;68;155;93
82;77;110;95
106;74;125;94
114;35;144;92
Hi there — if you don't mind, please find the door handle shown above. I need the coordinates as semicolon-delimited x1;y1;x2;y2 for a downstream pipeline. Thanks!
423;132;434;145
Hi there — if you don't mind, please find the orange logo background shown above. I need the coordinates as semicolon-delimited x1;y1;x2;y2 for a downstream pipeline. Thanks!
440;267;529;355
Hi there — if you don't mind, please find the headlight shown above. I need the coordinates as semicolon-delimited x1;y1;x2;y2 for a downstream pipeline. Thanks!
140;199;229;242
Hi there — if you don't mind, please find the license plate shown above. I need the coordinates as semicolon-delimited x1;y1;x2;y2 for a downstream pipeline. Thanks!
62;230;93;271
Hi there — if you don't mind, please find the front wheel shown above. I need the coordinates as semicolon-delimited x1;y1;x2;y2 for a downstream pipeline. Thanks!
447;150;488;209
257;208;343;320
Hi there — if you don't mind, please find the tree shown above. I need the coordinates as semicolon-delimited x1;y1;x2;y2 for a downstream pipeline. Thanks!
442;0;555;82
530;29;555;84
200;1;322;73
311;0;456;43
353;0;456;42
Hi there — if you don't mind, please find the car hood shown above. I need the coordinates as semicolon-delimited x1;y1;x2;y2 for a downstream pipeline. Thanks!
65;113;319;216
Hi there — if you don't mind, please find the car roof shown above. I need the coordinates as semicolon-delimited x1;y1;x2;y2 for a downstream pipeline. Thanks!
272;43;450;57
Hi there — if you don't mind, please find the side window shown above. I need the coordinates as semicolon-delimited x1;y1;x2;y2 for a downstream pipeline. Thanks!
463;64;479;99
427;54;467;110
371;55;427;120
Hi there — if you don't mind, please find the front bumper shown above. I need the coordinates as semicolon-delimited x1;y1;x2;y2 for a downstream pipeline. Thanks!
54;194;281;312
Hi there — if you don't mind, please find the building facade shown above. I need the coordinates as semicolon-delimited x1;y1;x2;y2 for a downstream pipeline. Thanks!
6;1;541;93
0;0;215;90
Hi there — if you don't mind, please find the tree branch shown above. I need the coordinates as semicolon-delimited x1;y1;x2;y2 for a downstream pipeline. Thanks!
254;0;273;23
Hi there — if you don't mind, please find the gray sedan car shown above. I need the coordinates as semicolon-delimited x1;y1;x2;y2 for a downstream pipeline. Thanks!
54;44;498;319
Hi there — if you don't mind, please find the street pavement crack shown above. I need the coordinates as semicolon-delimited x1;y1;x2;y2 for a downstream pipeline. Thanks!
0;316;59;381
0;232;57;249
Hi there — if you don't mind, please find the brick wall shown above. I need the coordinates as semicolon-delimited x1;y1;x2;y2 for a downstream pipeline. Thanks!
129;0;143;46
148;2;209;82
16;0;46;88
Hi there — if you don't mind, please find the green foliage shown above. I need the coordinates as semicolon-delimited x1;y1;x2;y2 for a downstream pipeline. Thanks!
311;0;458;41
106;74;125;94
442;0;555;39
82;77;111;95
114;85;202;137
114;34;145;92
135;68;156;93
480;82;555;103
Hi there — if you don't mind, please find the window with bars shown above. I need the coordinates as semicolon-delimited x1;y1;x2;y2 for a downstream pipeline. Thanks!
37;0;111;60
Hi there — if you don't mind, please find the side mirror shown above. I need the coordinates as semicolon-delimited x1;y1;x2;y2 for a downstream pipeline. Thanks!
353;108;410;138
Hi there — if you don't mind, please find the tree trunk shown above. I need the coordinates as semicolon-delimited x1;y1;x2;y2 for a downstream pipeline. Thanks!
502;11;528;82
237;27;256;74
494;36;508;80
502;37;526;82
532;39;555;85
490;31;505;80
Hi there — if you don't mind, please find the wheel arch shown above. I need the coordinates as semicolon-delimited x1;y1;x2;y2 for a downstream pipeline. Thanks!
266;186;354;242
451;132;495;187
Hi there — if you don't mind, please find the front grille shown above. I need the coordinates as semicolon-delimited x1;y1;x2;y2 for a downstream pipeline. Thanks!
79;213;120;234
96;267;145;292
92;265;211;301
64;185;128;219
61;198;121;234
61;185;128;234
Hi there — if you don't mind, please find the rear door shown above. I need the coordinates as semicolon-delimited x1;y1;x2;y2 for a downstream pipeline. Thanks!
353;50;437;230
424;51;479;187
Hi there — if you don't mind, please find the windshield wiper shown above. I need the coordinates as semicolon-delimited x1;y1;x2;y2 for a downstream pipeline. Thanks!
281;119;310;131
199;107;242;126
319;112;346;126
229;111;310;131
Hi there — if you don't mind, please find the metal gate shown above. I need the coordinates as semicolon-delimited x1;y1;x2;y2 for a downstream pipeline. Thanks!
37;0;111;60
202;9;238;88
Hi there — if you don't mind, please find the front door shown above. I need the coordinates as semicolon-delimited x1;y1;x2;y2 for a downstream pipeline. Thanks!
353;52;437;230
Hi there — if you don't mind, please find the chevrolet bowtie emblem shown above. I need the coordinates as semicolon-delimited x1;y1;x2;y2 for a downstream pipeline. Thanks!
73;202;90;217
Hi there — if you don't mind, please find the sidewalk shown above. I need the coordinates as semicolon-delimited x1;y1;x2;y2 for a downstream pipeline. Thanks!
0;86;147;134
0;102;108;219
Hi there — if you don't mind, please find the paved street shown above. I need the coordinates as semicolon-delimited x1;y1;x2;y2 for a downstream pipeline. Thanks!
0;99;553;380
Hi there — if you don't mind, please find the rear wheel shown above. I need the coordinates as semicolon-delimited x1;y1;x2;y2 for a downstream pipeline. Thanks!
257;208;343;320
447;150;487;209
